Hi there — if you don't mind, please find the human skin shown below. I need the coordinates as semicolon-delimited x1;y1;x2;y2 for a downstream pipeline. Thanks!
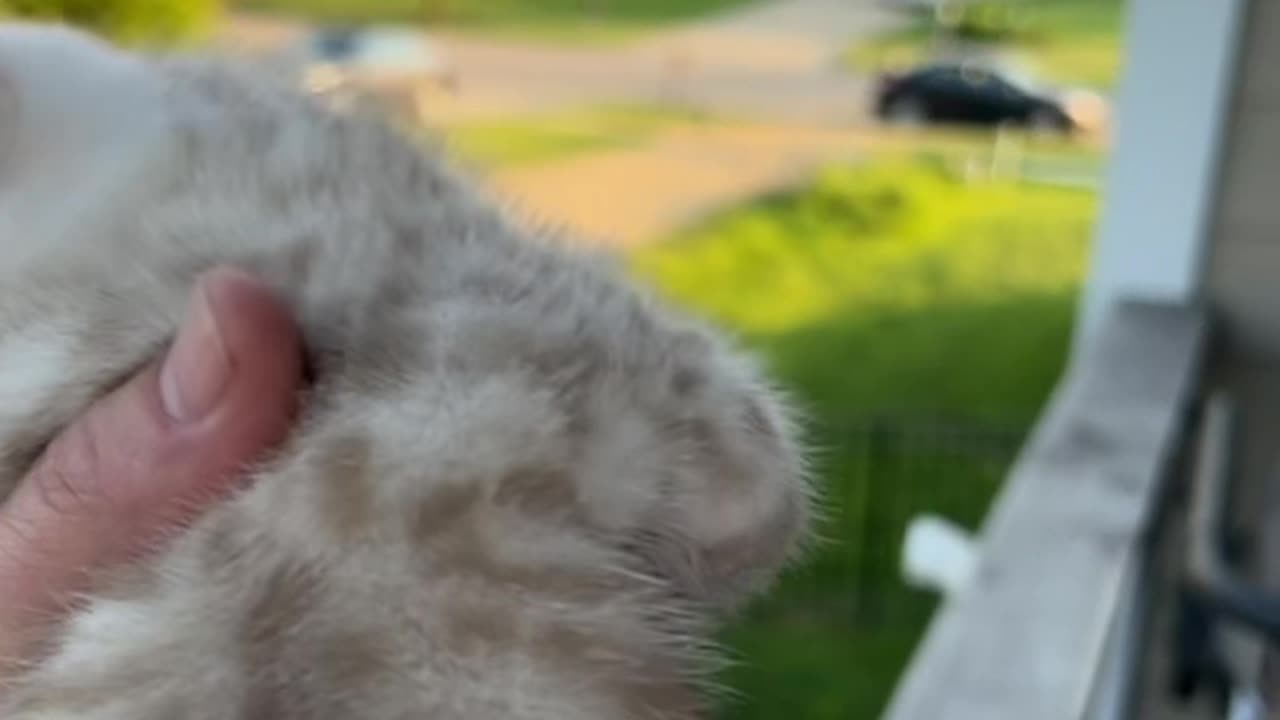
0;268;305;681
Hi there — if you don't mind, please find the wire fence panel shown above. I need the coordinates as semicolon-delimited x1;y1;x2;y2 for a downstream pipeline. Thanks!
718;414;1031;720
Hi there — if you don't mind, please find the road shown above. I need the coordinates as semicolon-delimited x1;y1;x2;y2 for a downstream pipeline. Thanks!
223;0;903;126
430;0;900;125
487;122;881;246
220;1;913;246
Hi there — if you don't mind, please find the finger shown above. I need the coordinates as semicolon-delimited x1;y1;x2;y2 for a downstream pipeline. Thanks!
0;267;304;666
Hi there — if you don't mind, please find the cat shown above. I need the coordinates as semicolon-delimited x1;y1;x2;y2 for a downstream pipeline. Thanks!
0;23;812;719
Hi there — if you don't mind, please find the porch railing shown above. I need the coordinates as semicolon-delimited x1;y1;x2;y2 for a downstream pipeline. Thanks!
883;300;1211;720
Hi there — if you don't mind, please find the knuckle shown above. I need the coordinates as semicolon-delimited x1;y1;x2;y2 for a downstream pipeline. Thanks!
29;420;108;519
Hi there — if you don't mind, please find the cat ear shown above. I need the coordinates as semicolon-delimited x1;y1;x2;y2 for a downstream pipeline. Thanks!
573;330;814;615
653;368;813;613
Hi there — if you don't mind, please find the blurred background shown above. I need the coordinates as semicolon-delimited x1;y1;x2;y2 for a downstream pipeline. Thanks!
0;0;1126;717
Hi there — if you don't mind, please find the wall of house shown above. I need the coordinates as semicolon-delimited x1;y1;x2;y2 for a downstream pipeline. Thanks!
1204;0;1280;693
1196;5;1280;714
1205;0;1280;361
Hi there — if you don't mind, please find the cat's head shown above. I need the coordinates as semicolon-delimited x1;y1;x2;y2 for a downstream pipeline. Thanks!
0;24;816;719
0;21;818;604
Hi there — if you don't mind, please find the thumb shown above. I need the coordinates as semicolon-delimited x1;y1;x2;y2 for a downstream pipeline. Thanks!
0;267;304;670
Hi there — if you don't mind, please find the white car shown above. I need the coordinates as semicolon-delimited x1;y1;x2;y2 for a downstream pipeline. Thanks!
291;26;458;124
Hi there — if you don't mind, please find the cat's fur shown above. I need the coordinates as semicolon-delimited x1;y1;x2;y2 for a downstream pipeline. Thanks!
0;24;812;719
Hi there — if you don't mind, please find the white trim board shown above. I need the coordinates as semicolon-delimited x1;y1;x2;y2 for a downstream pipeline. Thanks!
1075;0;1247;352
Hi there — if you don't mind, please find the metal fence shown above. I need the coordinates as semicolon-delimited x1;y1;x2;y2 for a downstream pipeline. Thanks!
718;414;1032;720
789;415;1029;612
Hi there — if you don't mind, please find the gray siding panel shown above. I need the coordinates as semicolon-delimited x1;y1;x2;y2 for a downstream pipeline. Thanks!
1235;0;1280;110
1213;108;1280;239
1208;238;1280;358
1207;0;1280;360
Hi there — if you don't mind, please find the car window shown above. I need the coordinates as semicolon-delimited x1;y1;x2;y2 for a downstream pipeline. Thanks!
987;75;1022;97
313;29;360;61
914;67;959;90
995;63;1043;94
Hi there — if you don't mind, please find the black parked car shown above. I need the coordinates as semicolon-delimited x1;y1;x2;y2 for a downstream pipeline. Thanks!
873;61;1079;133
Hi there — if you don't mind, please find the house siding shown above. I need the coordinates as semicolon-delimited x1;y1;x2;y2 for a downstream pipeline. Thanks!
1206;0;1280;360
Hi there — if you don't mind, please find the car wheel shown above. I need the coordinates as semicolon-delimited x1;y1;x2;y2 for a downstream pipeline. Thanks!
884;97;928;128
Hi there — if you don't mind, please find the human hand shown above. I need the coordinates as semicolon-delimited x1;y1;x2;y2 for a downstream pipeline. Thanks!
0;267;304;678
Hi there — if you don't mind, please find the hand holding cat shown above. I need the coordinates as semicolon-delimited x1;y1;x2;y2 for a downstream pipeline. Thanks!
0;268;304;681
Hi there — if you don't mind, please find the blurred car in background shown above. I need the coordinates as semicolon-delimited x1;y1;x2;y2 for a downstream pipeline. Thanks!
289;26;458;125
873;59;1108;135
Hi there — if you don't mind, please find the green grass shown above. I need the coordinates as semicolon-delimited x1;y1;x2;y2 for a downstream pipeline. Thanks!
234;0;757;43
440;104;715;169
631;158;1096;718
847;0;1126;89
634;160;1092;340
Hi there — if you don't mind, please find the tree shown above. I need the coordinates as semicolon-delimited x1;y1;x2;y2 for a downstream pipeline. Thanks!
0;0;220;46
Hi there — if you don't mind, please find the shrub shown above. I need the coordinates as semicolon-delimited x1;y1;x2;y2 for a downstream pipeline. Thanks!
937;1;1029;43
0;0;219;45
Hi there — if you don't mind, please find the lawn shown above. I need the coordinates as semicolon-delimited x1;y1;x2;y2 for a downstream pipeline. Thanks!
847;0;1126;89
439;104;715;169
233;0;757;43
631;158;1096;718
